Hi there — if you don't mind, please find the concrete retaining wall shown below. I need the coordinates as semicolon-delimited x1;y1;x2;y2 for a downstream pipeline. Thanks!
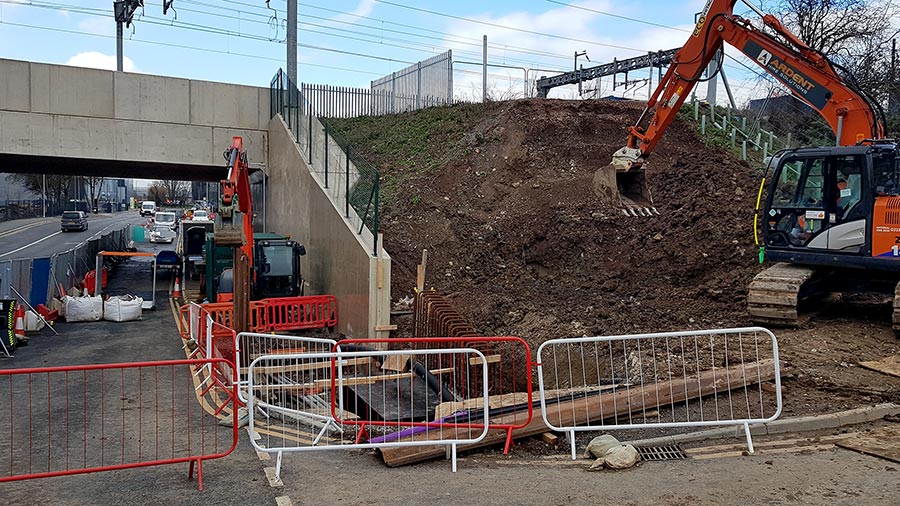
0;58;269;168
267;116;391;338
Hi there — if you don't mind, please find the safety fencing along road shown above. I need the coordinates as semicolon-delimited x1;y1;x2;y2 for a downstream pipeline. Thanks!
536;327;782;459
248;348;490;478
0;358;238;490
0;225;129;308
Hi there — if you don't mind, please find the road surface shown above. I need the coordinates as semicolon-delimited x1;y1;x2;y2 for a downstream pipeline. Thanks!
0;212;144;260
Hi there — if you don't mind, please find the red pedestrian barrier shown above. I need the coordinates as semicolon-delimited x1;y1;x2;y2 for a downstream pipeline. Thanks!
264;295;337;332
0;359;238;490
332;336;533;453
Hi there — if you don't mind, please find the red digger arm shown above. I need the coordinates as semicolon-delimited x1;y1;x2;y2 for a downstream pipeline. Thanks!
614;0;884;169
216;136;254;266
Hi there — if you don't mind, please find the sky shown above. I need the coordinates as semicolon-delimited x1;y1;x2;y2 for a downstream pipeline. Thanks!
0;0;782;104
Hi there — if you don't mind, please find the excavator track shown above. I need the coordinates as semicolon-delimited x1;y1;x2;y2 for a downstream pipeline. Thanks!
748;263;819;326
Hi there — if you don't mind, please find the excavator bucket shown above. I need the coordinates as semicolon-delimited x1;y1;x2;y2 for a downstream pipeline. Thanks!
214;211;246;246
593;148;657;216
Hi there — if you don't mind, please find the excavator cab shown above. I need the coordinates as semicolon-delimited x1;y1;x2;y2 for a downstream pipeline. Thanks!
761;142;900;266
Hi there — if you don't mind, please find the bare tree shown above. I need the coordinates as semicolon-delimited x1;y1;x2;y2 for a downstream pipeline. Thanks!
84;176;105;213
158;179;189;204
148;182;167;204
762;0;899;101
5;174;70;214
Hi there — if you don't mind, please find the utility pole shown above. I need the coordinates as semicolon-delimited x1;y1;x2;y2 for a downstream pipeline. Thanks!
42;174;46;218
287;0;297;84
112;0;142;72
482;35;488;102
575;50;589;96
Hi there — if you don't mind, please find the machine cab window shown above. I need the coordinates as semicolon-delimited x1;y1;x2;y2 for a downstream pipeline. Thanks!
767;153;866;248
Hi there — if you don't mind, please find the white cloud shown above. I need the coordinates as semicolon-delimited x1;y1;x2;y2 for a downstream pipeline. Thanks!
350;0;377;18
66;51;137;72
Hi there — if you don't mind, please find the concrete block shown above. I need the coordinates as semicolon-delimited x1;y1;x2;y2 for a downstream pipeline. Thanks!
0;59;31;112
0;110;47;154
258;88;271;132
52;115;116;159
115;73;190;124
213;128;267;168
115;120;213;165
32;64;114;118
190;80;262;129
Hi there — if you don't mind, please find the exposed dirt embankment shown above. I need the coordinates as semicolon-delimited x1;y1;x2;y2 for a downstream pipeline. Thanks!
333;99;762;340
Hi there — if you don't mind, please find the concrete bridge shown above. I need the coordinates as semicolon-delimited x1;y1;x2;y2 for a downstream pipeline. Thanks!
0;58;391;338
0;58;268;181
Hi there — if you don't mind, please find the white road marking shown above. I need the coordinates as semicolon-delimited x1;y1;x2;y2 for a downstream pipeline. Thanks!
0;220;49;239
275;496;293;506
264;467;284;487
0;231;63;259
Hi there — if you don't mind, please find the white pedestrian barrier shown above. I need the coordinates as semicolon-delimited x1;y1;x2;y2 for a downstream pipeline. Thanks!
536;327;782;459
248;348;490;478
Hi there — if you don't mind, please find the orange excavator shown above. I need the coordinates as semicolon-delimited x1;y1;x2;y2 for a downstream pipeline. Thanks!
212;137;306;329
599;0;900;328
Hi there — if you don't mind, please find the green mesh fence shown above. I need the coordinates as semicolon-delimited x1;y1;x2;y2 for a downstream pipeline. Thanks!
270;69;380;256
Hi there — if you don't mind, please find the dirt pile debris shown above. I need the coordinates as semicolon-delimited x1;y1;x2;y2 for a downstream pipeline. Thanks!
333;99;762;340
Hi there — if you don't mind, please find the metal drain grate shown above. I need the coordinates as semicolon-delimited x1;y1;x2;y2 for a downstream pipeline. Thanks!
637;445;688;461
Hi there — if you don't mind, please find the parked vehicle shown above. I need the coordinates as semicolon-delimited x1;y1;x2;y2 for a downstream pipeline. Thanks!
140;201;157;217
149;224;176;244
154;211;178;230
60;211;88;232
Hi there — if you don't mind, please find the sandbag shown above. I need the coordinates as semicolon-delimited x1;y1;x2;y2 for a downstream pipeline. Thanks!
103;295;143;322
64;296;103;322
24;310;46;331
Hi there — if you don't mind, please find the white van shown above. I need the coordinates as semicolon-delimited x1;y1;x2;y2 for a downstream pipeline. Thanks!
140;201;157;217
154;211;177;230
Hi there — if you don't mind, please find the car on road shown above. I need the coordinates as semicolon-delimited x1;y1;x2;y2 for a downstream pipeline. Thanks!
192;209;210;221
60;211;88;232
149;224;176;243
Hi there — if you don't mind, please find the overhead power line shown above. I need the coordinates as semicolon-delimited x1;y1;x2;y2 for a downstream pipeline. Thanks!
544;0;691;33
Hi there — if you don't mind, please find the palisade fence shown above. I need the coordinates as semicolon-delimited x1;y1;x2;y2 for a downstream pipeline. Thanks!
371;51;454;106
300;84;452;118
0;225;129;308
270;69;380;256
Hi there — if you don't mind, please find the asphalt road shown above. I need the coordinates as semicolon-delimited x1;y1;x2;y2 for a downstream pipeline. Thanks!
0;212;145;260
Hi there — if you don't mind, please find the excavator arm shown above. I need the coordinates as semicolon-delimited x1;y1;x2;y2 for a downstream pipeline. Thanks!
215;136;254;267
601;0;884;212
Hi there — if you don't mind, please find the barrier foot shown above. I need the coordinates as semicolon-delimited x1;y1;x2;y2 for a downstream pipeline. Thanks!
355;425;368;444
503;429;514;454
744;422;754;454
275;451;283;481
570;430;577;460
451;444;457;473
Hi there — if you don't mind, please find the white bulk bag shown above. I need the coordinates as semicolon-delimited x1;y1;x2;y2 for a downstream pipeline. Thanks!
64;295;103;322
103;295;143;322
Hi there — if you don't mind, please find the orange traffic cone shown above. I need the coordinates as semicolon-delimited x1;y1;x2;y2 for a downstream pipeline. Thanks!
173;276;182;298
13;304;26;342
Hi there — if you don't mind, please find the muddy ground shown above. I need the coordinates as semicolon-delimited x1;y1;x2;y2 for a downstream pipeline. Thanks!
330;98;900;418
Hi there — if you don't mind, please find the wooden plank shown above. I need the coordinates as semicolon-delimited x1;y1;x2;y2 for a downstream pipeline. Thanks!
858;354;900;378
540;432;559;445
381;353;412;372
375;324;398;331
249;348;308;359
246;357;370;375
380;359;777;467
836;424;900;463
416;249;428;292
468;354;501;366
433;392;531;419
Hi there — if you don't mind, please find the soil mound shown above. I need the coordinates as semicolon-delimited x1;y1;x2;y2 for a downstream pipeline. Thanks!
333;99;763;341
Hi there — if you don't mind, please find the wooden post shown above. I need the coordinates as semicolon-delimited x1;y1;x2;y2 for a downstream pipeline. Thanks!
416;249;428;292
233;249;250;334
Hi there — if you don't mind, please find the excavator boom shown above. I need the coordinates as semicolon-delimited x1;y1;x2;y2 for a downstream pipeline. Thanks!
598;0;884;212
215;136;254;267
